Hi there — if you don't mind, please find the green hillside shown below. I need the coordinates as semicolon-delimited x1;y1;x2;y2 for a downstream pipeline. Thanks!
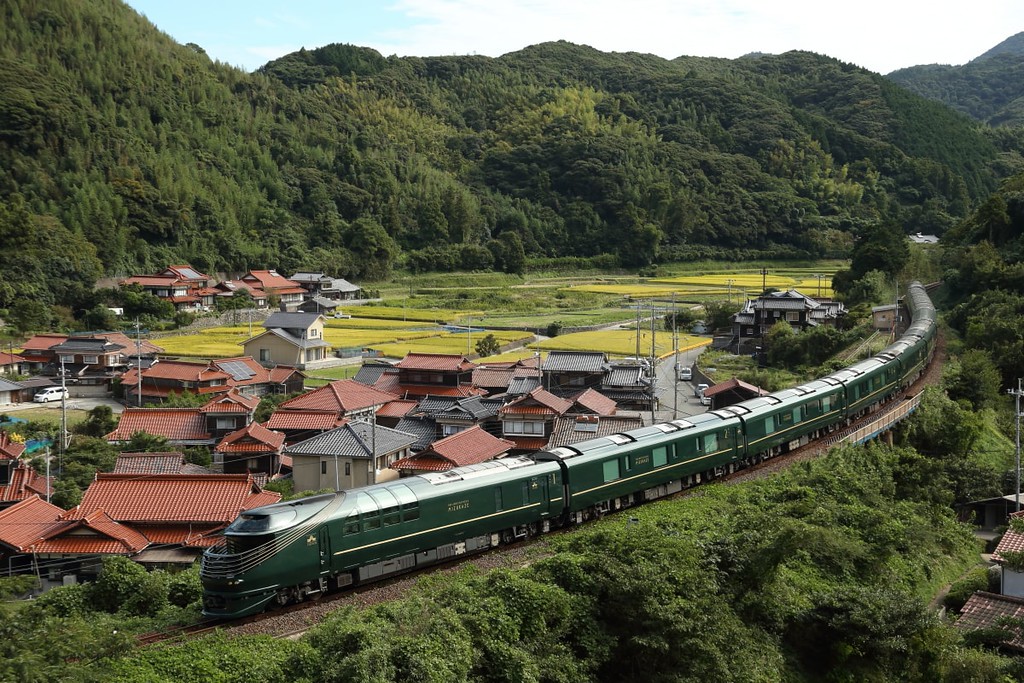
887;32;1024;126
0;0;1010;323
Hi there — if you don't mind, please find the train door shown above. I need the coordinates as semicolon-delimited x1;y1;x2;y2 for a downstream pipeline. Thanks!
318;527;330;574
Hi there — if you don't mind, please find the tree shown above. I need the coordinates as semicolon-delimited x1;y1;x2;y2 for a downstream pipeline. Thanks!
943;349;1003;410
73;405;117;437
702;300;739;331
474;333;501;357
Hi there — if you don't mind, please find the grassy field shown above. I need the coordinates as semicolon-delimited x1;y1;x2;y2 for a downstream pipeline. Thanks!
530;330;710;358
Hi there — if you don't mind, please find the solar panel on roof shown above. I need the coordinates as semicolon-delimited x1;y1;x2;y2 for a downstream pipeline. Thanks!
219;361;256;381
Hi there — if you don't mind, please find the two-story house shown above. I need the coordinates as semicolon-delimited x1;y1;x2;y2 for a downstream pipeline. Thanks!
121;359;233;405
497;386;573;453
286;421;417;493
541;351;608;398
289;272;362;301
730;290;847;354
240;270;306;310
119;265;215;311
388;353;484;400
242;312;332;369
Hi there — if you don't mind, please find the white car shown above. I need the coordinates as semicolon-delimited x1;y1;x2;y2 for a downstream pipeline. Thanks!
695;383;709;398
678;366;692;381
33;387;68;403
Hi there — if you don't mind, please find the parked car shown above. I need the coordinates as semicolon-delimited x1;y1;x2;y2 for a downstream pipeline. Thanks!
695;383;709;398
678;366;692;381
33;387;68;403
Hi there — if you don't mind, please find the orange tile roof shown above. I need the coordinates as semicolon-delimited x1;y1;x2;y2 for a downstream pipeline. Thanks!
394;425;513;470
0;431;26;460
0;352;26;365
571;388;617;416
957;592;1024;651
265;410;344;431
994;523;1024;562
279;379;397;413
392;384;487;399
377;400;418;418
0;465;51;503
113;452;186;474
243;269;300;291
505;436;549;451
105;408;211;443
0;495;66;551
396;353;477;372
19;333;69;351
472;367;514;389
33;509;150;555
201;389;260;413
269;365;303;383
215;422;285;454
500;387;572;417
132;524;224;546
72;473;280;523
134;359;232;383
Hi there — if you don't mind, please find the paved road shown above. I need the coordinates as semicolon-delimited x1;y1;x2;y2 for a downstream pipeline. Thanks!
651;345;710;424
1;397;125;414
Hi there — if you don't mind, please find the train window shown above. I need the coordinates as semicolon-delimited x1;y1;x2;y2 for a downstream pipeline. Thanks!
652;446;667;467
822;395;832;411
792;407;802;422
402;502;419;522
383;511;400;527
603;460;620;482
391;484;418;509
704;433;718;454
343;513;360;535
363;509;381;531
495;488;503;511
764;417;775;434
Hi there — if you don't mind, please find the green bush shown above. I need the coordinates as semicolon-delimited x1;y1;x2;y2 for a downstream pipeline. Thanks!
0;574;37;599
945;565;995;612
32;582;91;617
167;567;202;608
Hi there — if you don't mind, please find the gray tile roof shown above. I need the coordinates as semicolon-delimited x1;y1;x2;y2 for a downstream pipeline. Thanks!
51;339;125;353
415;396;500;421
353;364;394;385
285;422;417;458
604;366;648;387
264;311;323;330
0;378;23;392
542;351;607;373
507;376;541;396
392;416;438;451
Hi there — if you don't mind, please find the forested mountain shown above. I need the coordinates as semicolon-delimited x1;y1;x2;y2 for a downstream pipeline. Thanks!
887;32;1024;126
0;0;1015;317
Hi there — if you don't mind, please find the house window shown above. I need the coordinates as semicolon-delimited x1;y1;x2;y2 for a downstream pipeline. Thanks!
786;311;800;322
505;420;544;436
321;461;327;475
442;424;464;437
345;462;351;476
215;418;235;430
259;348;272;362
82;355;98;365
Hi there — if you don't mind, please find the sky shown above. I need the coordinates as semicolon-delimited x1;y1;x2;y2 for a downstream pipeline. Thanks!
124;0;1024;76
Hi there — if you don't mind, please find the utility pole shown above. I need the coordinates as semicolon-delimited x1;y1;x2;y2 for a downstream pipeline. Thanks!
672;294;678;419
134;318;143;407
59;356;68;474
1011;379;1024;512
650;300;657;425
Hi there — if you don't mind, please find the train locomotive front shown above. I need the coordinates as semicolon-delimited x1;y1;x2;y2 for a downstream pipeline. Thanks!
201;493;344;618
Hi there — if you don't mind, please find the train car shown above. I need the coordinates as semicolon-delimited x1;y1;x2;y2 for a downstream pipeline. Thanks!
725;377;847;458
536;412;742;521
202;456;562;618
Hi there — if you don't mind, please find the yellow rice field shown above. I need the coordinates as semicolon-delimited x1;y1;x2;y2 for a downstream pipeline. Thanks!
530;330;711;357
368;330;533;359
345;305;483;322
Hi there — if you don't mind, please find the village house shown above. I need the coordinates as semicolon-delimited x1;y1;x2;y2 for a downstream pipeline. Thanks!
546;414;646;449
0;473;279;587
121;359;233;405
601;358;656;411
286;421;417;493
0;351;30;376
390;425;514;475
498;386;573;453
542;351;608;397
288;271;362;301
240;270;306;309
213;421;286;475
0;432;50;508
242;311;331;369
730;290;847;354
119;265;216;311
212;279;269;308
372;353;484;401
